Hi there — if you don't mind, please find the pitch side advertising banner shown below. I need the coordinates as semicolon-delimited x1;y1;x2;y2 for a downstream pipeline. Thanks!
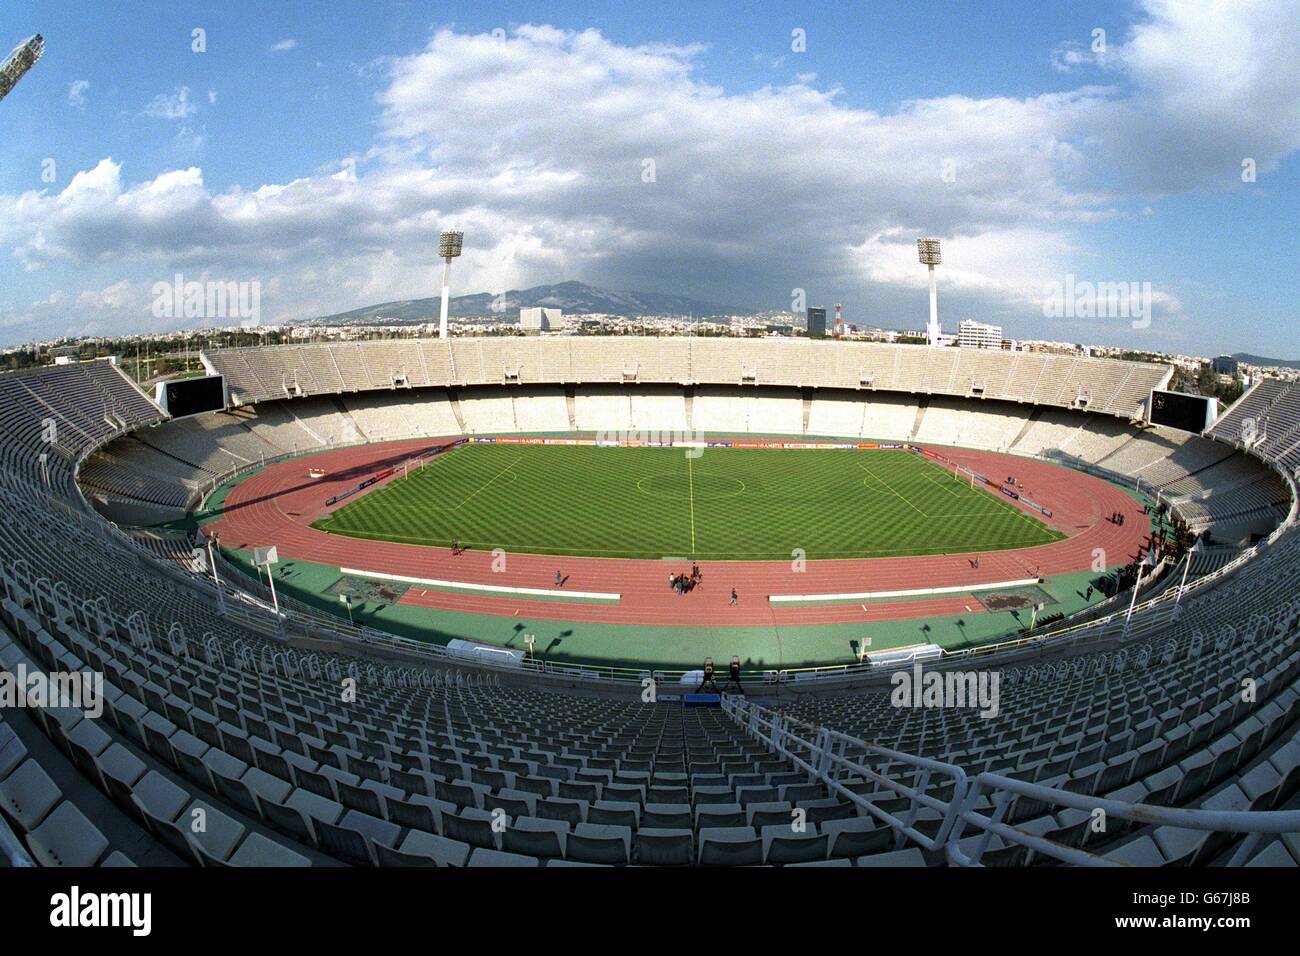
468;436;914;452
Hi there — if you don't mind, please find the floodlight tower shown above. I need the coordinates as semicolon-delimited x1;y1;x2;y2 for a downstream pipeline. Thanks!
916;237;942;346
0;34;45;104
437;230;463;340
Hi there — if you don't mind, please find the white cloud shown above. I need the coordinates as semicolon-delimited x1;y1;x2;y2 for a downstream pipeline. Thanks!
270;39;297;53
67;80;89;109
143;86;197;120
0;2;1297;345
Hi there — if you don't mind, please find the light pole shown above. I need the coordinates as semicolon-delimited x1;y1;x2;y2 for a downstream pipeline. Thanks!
254;545;280;617
0;35;44;104
206;531;221;588
437;231;463;340
206;531;227;614
916;238;942;346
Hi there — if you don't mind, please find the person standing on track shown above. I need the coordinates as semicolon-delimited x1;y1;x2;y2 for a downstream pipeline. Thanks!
729;588;738;606
555;570;563;587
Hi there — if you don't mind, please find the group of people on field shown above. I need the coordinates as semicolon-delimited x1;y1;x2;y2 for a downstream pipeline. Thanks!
670;563;703;595
447;539;740;606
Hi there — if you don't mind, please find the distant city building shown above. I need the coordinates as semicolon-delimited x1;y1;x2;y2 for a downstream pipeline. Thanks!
958;320;1003;350
1212;355;1239;375
520;307;562;332
806;307;827;339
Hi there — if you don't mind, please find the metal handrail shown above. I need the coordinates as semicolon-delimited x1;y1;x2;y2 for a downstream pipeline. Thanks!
722;695;969;852
947;771;1300;867
721;696;1300;867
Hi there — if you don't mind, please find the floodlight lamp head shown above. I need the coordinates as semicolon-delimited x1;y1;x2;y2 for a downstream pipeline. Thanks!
917;237;942;266
438;231;463;259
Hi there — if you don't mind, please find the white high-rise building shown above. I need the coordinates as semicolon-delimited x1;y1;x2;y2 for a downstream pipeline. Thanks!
521;307;562;332
958;320;1003;350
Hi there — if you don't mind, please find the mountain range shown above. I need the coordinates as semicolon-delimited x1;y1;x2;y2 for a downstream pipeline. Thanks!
1232;353;1300;370
311;281;752;325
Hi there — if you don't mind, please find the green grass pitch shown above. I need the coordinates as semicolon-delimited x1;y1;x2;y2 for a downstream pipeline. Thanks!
309;442;1063;561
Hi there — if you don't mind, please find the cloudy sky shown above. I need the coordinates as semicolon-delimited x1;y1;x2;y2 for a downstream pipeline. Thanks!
0;0;1297;355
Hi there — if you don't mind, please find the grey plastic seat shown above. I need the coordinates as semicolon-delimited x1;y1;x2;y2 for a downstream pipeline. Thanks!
132;770;191;824
588;799;639;828
314;814;379;865
94;742;147;803
567;822;632;865
762;824;828;865
228;830;312;867
634;828;694;866
468;847;541;867
0;724;30;779
857;847;928;867
399;828;471;866
264;788;343;842
502;816;567;858
698;826;763;866
642;803;692;829
374;839;443;867
336;779;385;817
1102;834;1166;866
182;799;247;863
695;803;746;828
484;790;533;820
536;796;586;826
789;857;853;866
0;758;62;831
823;816;893;858
64;718;112;769
747;800;794;828
1245;841;1297;867
26;801;109;866
444;806;504;850
386;794;449;834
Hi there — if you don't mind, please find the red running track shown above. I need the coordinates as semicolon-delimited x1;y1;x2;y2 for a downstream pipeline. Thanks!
210;439;1151;628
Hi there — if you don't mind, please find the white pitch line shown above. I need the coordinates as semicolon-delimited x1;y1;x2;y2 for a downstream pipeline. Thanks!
340;567;620;601
769;577;1042;604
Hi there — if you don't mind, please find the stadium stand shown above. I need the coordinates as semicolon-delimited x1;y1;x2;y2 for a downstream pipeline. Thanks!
203;338;1171;419
2;353;1298;869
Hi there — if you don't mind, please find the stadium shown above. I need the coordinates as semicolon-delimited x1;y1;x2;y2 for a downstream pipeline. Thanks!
2;335;1299;870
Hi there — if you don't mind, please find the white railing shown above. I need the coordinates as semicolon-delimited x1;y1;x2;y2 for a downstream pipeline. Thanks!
722;695;968;851
723;695;1300;867
947;772;1300;867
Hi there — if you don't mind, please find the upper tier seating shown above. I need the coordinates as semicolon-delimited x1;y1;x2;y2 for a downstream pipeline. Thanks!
203;338;1170;421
